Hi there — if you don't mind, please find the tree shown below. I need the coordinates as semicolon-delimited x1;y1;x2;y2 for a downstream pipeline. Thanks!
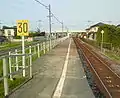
96;24;120;48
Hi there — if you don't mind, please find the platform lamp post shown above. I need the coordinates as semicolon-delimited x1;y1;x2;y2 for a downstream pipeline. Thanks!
61;21;64;33
61;21;64;37
65;26;68;37
101;30;104;52
51;23;55;38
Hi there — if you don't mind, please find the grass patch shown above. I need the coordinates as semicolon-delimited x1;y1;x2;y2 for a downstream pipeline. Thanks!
0;41;38;51
105;51;120;61
0;77;26;98
0;81;4;98
0;42;21;51
82;38;120;61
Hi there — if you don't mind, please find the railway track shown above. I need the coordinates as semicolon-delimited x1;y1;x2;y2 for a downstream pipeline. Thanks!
73;37;120;98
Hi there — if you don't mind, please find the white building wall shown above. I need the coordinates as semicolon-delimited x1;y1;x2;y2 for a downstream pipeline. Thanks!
4;29;15;41
0;30;3;36
89;27;99;33
87;27;99;40
4;29;15;37
89;34;93;40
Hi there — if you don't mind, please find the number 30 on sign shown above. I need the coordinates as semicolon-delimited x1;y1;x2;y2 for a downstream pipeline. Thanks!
17;20;29;36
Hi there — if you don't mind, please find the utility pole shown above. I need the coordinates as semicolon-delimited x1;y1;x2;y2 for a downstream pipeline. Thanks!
62;21;63;33
0;20;2;29
48;4;52;49
66;27;69;36
38;20;42;33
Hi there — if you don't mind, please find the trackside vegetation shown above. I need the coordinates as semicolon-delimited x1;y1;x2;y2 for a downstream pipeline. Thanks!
96;24;120;49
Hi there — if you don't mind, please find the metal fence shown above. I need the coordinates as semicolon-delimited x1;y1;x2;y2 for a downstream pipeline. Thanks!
0;36;68;97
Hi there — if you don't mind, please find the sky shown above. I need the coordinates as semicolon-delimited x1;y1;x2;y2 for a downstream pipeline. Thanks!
0;0;120;32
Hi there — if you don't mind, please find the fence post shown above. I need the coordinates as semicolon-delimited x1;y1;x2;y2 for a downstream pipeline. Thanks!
34;45;36;54
15;49;19;71
53;39;55;48
29;46;32;78
55;38;57;47
43;42;46;54
47;41;49;51
9;52;13;80
3;57;9;97
50;40;53;49
52;40;53;48
49;39;51;51
37;44;40;58
40;43;43;55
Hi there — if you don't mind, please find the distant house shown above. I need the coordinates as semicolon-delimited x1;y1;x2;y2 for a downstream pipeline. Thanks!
86;22;105;40
0;29;7;43
2;26;17;41
54;31;67;38
0;29;3;36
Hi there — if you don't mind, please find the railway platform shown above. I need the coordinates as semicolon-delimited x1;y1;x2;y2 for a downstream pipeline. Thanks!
9;38;95;98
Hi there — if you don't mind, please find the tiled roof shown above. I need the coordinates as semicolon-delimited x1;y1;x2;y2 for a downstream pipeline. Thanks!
90;22;105;28
3;26;17;29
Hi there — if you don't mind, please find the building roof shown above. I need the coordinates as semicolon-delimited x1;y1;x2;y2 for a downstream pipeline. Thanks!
90;22;105;28
86;22;105;31
86;28;90;30
2;26;17;29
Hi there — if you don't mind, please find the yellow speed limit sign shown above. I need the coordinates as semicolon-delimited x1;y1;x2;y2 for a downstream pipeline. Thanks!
17;20;29;36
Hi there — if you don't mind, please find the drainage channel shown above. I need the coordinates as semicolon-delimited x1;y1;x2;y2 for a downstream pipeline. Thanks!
77;49;106;98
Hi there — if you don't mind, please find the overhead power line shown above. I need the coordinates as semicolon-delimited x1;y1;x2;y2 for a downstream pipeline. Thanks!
51;13;62;24
34;0;48;9
34;0;62;24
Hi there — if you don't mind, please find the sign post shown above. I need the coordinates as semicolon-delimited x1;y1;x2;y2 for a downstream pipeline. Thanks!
101;30;104;52
17;20;29;77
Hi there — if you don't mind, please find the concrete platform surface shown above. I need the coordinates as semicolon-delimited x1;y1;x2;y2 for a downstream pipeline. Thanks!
9;38;95;98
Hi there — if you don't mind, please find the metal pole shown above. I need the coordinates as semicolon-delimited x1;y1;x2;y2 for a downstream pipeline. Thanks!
22;36;25;77
3;57;9;96
102;33;103;50
43;42;46;54
67;27;69;37
53;39;55;48
40;43;43;53
37;43;40;57
29;46;32;78
15;49;19;71
34;45;36;54
9;52;13;80
62;22;63;33
49;4;52;50
51;40;53;48
47;41;49;51
101;32;104;51
38;20;41;33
